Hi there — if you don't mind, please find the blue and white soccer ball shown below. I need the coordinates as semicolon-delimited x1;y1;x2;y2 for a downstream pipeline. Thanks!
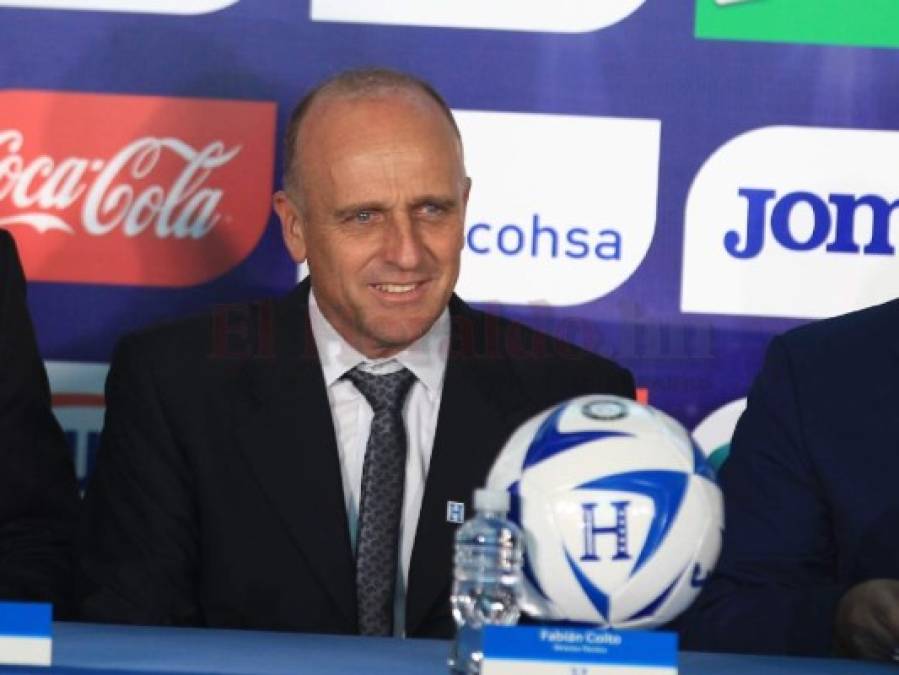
486;395;723;629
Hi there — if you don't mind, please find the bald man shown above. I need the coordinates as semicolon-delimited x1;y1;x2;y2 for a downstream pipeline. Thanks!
79;69;634;637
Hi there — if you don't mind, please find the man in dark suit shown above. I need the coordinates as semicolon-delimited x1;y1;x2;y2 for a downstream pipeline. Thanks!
79;69;634;637
0;229;79;612
680;298;899;660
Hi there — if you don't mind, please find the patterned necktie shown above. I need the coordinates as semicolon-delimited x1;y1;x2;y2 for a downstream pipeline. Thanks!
343;366;417;636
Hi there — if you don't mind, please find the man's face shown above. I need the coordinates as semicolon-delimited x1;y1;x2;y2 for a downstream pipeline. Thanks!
274;92;470;359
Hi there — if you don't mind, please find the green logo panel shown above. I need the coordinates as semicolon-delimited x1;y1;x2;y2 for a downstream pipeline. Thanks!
695;0;899;49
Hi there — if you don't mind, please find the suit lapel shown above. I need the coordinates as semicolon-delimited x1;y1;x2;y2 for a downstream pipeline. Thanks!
406;301;527;634
871;300;899;450
230;283;357;630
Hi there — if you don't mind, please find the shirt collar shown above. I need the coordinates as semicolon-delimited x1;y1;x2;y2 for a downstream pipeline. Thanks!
308;289;450;399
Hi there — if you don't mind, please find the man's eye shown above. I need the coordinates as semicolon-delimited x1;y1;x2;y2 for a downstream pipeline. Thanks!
420;203;445;217
354;210;374;223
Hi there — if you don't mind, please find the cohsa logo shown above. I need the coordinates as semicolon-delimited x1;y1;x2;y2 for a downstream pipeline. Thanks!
311;0;647;33
455;110;660;307
0;0;238;14
0;90;275;286
682;126;899;320
45;361;108;491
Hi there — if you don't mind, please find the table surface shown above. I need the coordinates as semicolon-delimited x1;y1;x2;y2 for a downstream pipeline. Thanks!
0;623;893;675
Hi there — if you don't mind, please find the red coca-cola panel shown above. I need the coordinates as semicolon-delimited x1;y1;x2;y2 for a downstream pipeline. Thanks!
0;90;276;286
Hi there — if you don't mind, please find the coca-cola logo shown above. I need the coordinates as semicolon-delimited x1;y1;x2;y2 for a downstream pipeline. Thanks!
0;90;275;286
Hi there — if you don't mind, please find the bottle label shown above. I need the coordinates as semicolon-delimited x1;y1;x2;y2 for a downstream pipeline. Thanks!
481;625;676;675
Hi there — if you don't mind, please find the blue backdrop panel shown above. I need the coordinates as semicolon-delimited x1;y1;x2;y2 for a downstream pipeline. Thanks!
1;1;896;484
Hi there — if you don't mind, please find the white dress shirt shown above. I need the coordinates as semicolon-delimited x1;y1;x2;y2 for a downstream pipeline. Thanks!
307;291;450;636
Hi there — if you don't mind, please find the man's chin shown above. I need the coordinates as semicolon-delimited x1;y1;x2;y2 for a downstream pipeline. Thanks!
363;316;438;355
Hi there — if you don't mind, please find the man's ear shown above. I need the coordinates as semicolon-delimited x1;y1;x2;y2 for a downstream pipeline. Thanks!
273;191;307;263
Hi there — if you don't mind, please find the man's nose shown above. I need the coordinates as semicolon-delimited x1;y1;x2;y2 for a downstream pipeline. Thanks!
382;212;424;269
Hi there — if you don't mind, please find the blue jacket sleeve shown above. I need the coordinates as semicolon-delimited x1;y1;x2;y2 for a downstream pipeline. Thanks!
679;336;845;656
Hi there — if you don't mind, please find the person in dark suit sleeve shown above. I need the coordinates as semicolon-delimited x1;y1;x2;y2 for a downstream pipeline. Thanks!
679;297;899;660
78;68;634;637
0;229;79;612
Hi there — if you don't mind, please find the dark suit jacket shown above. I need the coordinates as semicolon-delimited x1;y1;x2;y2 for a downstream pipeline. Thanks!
680;298;899;656
0;229;79;612
79;280;634;637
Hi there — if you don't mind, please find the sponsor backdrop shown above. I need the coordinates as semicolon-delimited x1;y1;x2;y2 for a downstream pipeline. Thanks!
1;1;897;485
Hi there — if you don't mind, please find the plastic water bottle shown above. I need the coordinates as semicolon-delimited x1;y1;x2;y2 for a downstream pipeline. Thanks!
448;488;523;674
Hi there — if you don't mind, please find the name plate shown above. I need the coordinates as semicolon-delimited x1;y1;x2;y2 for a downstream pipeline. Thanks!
0;602;52;666
482;626;676;675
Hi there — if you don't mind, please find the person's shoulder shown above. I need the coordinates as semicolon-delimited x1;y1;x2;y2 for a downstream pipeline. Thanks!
449;297;633;394
781;298;899;357
0;228;12;253
0;231;26;309
0;229;16;273
114;289;304;376
120;309;216;359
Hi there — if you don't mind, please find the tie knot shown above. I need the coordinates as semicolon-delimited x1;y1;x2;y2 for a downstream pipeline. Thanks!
343;366;416;413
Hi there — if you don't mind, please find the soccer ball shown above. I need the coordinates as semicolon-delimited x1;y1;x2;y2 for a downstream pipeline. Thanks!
485;395;723;629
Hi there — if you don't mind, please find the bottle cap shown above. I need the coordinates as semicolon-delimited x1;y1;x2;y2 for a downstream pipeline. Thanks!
474;488;510;513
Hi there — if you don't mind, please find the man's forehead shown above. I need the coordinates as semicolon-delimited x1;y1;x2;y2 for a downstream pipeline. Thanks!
322;145;459;201
298;90;461;162
296;91;464;203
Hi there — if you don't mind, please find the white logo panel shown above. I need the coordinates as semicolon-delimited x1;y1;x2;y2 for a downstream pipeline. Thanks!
456;110;660;307
682;125;899;319
310;0;647;34
0;0;238;14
